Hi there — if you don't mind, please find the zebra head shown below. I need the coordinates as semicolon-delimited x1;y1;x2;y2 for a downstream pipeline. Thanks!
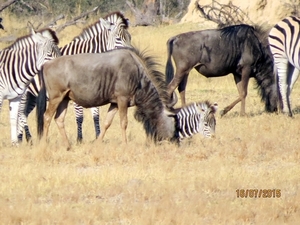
197;101;218;138
176;101;218;139
32;28;60;70
103;12;132;49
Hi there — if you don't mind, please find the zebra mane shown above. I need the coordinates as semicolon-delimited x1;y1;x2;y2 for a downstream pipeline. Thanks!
36;28;59;45
4;28;59;50
104;11;129;29
75;11;128;40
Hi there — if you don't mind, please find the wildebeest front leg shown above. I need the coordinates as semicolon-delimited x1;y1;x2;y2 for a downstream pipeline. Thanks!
96;103;118;143
117;96;129;143
220;69;250;116
54;99;71;150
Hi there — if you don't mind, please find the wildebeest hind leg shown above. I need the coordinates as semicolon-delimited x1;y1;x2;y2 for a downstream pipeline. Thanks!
178;74;189;106
54;99;71;150
96;103;118;143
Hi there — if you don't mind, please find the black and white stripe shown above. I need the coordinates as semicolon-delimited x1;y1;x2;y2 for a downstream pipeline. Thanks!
0;29;60;144
18;12;131;142
268;16;300;116
176;101;218;139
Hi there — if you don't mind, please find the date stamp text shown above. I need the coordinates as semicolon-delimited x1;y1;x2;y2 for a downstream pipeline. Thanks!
236;189;281;198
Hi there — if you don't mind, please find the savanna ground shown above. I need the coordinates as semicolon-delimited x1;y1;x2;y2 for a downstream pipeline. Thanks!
0;12;300;225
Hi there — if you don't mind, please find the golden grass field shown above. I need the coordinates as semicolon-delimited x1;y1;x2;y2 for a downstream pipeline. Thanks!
1;13;300;224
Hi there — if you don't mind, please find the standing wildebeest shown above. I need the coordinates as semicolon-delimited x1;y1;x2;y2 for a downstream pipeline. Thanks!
166;24;278;116
36;48;217;150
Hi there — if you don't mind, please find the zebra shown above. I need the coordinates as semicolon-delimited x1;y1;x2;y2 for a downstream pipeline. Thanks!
176;101;218;139
0;28;60;145
18;11;132;143
268;16;300;116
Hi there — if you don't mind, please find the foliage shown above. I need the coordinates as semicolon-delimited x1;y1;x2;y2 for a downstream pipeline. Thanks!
4;0;190;20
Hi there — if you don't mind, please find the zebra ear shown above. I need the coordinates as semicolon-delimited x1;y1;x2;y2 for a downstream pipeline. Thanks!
30;27;36;35
211;102;218;112
100;18;112;30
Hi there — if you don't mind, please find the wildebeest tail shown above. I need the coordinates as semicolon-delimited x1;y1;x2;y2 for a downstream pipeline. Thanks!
165;38;175;84
36;66;46;139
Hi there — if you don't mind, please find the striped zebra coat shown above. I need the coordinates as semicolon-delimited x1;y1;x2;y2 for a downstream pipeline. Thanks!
0;28;60;144
268;16;300;116
18;11;132;143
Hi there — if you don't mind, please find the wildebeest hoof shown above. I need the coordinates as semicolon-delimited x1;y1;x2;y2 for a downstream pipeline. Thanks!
220;110;226;117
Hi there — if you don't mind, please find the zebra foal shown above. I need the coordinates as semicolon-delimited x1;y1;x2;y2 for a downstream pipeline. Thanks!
0;28;60;144
18;11;132;143
268;16;300;116
176;101;218;139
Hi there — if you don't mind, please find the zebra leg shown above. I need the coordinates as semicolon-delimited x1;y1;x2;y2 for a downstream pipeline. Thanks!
17;92;33;143
276;59;291;115
287;67;300;113
90;107;101;139
9;98;21;145
73;102;84;143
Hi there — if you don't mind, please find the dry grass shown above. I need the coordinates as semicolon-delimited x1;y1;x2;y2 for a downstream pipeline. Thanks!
1;14;300;225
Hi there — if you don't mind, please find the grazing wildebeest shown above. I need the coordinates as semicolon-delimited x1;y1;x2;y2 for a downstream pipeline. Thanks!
36;48;217;150
165;24;278;116
268;16;300;116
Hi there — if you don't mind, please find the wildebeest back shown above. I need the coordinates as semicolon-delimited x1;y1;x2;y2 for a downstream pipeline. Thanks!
42;50;143;108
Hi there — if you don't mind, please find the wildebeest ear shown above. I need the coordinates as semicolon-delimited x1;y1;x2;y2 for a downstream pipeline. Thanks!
164;108;176;117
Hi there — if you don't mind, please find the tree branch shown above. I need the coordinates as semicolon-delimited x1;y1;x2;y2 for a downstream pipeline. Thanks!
55;6;99;33
0;0;18;12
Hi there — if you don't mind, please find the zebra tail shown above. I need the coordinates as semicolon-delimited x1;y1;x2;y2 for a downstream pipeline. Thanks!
165;38;175;84
36;67;46;139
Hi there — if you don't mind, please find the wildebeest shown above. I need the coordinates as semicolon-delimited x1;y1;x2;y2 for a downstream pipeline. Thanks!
36;48;217;150
165;24;278;116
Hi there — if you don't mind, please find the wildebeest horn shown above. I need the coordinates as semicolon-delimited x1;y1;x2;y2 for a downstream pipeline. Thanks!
166;92;178;108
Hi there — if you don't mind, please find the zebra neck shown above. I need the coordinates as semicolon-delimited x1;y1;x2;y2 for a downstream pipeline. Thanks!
176;107;202;139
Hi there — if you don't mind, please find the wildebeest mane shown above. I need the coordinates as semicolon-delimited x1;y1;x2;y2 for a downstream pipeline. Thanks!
124;47;175;142
221;24;277;112
220;24;262;64
250;24;277;112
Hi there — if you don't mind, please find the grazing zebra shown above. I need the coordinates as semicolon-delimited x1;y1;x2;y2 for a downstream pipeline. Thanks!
176;101;218;139
18;11;132;143
268;16;300;116
0;28;60;145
